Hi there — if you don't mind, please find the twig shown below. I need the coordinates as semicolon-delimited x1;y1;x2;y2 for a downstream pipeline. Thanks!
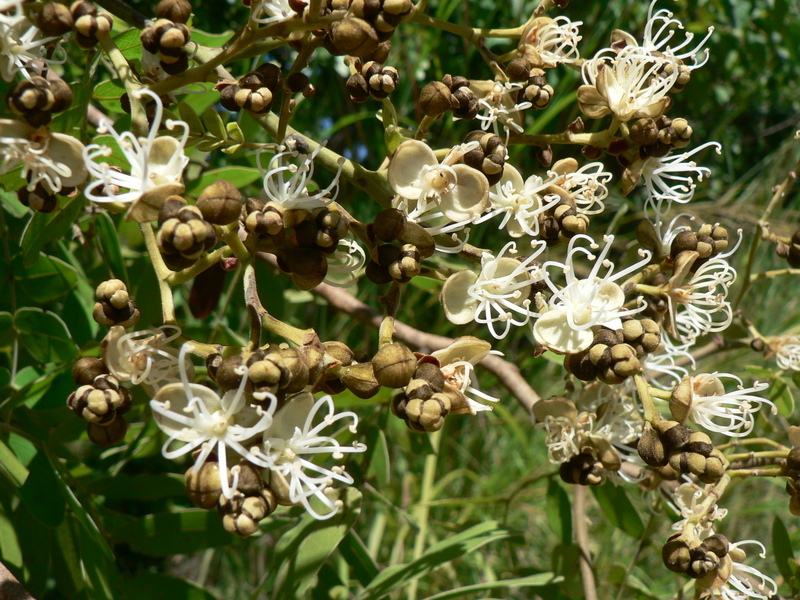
573;485;598;600
0;561;35;600
255;253;541;412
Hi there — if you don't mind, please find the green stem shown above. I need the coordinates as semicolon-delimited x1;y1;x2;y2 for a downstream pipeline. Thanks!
406;429;441;600
507;126;618;149
724;450;788;463
167;245;233;286
634;374;660;423
727;467;785;478
139;223;176;325
716;437;786;451
410;11;524;41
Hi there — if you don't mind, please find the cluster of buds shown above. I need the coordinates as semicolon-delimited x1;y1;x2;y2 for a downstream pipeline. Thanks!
365;209;435;284
68;0;114;50
663;532;733;582
186;459;278;537
220;63;283;115
784;448;800;515
157;197;218;270
460;131;506;186
638;420;726;483
67;357;131;446
419;74;479;119
6;76;72;127
140;0;193;75
391;360;451;432
565;321;659;384
775;230;800;269
18;181;64;213
558;450;606;486
346;59;399;102
505;59;554;110
540;193;591;245
93;279;140;329
325;0;413;60
669;223;729;270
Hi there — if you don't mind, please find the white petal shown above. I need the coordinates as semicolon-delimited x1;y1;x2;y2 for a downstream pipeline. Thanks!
440;270;479;324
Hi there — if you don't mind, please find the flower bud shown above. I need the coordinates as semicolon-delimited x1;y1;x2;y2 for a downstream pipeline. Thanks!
340;363;381;398
87;416;127;447
185;460;223;509
669;376;693;424
196;179;243;225
93;279;140;328
532;396;578;423
372;343;416;388
156;0;192;23
372;208;407;242
419;81;453;116
38;2;75;36
330;17;379;57
662;534;691;573
72;356;109;386
638;421;667;466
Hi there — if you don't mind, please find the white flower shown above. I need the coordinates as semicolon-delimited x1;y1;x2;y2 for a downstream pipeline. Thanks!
0;118;87;193
259;392;365;520
475;164;560;237
522;16;583;66
389;140;489;225
250;0;294;24
578;46;679;122
0;0;24;25
641;142;722;213
541;410;594;464
641;330;694;389
431;336;498;414
639;0;713;68
469;80;531;134
533;234;650;354
258;140;343;211
708;540;778;600
668;253;737;337
679;373;774;437
83;89;190;218
772;335;800;371
150;343;276;499
102;325;183;391
322;238;365;288
0;17;66;81
440;240;545;339
557;161;613;216
670;481;728;538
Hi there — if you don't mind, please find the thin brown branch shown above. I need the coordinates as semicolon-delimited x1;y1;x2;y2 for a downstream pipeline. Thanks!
256;252;540;412
0;561;35;600
573;485;598;600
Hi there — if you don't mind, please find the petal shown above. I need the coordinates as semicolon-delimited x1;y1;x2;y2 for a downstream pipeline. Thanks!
595;281;624;310
152;381;222;438
124;182;184;222
496;163;524;191
533;310;594;354
266;391;314;440
440;270;479;325
432;336;492;366
50;132;88;187
388;140;436;199
439;164;489;222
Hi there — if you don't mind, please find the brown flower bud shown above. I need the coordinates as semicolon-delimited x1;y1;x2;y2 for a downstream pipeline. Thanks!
196;180;243;225
185;460;223;509
39;2;75;35
638;421;667;466
663;534;691;573
372;343;416;388
340;363;381;398
72;357;109;386
156;0;192;23
87;416;127;447
419;81;453;116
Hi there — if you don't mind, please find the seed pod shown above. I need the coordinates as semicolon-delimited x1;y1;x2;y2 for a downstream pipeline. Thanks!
196;180;243;225
185;460;223;509
372;343;416;388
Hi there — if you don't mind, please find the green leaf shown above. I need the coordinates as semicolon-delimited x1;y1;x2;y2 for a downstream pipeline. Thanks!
93;211;129;281
546;479;572;546
14;253;78;303
51;517;85;598
226;121;244;143
0;510;23;569
120;573;218;600
93;79;127;101
772;516;797;582
272;488;363;600
338;531;379;587
21;194;85;267
0;438;28;487
1;188;27;216
203;106;227;140
0;311;13;347
591;484;644;538
178;102;205;135
14;308;78;363
186;166;262;196
18;449;67;527
420;573;562;600
86;474;186;500
107;509;234;556
770;376;794;417
114;28;143;61
359;521;522;600
191;29;234;47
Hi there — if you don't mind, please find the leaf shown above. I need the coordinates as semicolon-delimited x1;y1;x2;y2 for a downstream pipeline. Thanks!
1;188;28;216
93;79;127;101
186;166;262;196
546;479;572;546
114;28;143;61
226;121;244;143
0;510;23;569
770;376;794;417
420;573;562;600
86;474;186;500
14;308;78;363
13;253;78;303
51;517;85;598
120;573;218;600
203;106;227;140
107;509;234;556
21;194;85;267
93;211;129;281
359;521;522;600
772;516;797;582
272;488;363;600
338;531;379;587
191;29;234;48
178;102;205;135
18;448;67;527
591;484;644;538
0;438;28;487
0;311;13;347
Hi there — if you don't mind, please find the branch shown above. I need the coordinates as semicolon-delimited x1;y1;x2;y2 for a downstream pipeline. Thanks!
0;561;35;600
573;485;598;600
255;253;541;412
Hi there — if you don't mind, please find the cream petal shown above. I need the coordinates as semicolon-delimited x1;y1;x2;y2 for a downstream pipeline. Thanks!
265;392;314;440
550;157;578;177
125;182;184;222
595;281;625;311
153;381;223;439
431;336;492;366
439;164;488;222
440;270;479;325
533;310;594;354
388;140;437;199
49;132;88;187
496;163;524;191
